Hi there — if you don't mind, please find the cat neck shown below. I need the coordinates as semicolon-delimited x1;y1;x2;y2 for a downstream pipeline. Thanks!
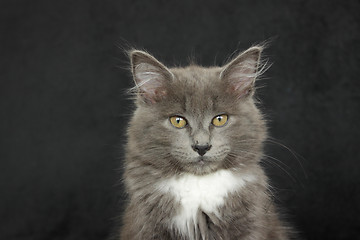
155;169;259;236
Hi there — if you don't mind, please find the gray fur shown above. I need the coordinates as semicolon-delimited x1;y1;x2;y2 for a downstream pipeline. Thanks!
119;46;293;240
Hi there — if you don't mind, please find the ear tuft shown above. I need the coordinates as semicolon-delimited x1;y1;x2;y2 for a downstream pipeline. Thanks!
220;46;265;99
130;50;173;103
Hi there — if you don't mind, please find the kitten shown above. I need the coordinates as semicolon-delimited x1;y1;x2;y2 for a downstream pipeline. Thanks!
120;46;292;240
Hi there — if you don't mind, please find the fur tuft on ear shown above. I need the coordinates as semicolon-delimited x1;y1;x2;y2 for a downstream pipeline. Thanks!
220;46;266;99
129;50;173;103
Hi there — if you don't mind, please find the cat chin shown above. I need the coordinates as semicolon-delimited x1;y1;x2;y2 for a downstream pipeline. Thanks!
181;157;222;175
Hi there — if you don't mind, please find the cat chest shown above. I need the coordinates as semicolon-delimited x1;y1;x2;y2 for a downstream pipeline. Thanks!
157;170;256;233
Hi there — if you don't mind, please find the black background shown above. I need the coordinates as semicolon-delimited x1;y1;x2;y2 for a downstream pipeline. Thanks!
1;0;359;240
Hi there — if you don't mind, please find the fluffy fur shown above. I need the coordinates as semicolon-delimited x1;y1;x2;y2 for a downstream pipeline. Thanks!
119;46;292;239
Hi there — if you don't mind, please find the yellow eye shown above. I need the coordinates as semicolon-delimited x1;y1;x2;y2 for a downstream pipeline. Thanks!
212;114;228;127
170;116;187;128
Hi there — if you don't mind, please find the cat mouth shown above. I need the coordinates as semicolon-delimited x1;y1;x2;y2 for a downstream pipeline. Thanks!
193;156;211;165
184;156;221;175
197;157;206;165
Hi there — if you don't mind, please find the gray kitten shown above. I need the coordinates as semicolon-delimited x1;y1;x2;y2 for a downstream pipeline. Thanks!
120;46;292;240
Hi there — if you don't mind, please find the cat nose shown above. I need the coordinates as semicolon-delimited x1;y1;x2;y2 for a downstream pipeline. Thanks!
192;144;212;156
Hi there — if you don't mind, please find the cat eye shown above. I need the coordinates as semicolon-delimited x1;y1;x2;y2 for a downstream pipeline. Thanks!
169;116;187;129
212;114;228;127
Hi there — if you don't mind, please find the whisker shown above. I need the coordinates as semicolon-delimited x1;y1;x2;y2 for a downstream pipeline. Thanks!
235;149;297;183
266;138;308;178
230;137;308;180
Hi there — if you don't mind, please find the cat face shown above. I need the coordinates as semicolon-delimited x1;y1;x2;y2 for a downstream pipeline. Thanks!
127;47;267;175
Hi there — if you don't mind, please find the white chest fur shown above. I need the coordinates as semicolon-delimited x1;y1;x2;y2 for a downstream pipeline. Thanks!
157;170;256;234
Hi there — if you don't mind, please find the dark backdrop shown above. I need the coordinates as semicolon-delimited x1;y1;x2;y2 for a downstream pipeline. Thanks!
1;0;359;239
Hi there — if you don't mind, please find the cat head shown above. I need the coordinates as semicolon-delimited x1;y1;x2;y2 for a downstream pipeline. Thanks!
127;46;267;175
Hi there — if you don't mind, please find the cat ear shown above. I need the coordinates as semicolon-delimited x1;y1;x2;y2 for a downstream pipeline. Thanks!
130;50;174;103
220;46;263;99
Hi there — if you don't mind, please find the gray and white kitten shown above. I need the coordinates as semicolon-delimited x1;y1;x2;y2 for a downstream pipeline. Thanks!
120;46;292;240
